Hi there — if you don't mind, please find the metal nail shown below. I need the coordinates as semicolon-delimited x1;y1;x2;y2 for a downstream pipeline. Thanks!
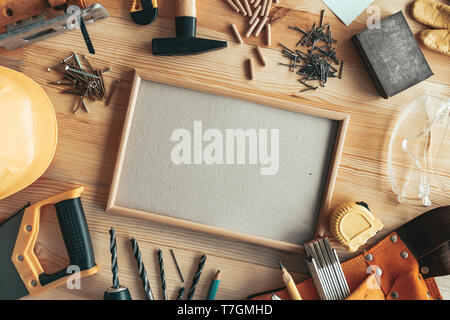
106;80;120;106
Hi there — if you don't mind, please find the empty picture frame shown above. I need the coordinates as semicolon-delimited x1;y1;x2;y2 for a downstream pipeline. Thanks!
107;69;349;252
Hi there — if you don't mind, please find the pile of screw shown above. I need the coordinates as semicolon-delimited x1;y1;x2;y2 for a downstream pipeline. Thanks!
279;10;344;93
48;52;120;114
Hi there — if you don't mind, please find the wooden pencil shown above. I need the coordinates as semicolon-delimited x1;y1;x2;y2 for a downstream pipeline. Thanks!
278;261;302;300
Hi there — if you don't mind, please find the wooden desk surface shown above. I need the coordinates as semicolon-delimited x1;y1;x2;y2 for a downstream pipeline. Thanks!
0;0;448;300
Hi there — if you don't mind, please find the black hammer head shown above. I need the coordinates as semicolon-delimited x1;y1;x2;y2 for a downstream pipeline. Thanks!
152;37;227;56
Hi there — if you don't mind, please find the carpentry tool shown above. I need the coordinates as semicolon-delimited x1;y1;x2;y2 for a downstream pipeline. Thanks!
170;249;185;282
157;249;168;300
0;187;99;300
131;0;158;25
0;66;57;201
187;254;207;300
0;1;109;51
330;202;383;252
206;270;221;300
152;0;227;56
131;237;154;300
104;228;132;300
304;237;350;300
278;261;302;300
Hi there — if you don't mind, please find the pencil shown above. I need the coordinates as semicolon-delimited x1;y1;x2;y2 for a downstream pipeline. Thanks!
278;261;302;300
206;270;221;300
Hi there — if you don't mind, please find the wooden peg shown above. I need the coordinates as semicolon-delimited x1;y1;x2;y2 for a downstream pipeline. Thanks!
249;6;262;24
231;24;244;44
255;47;267;67
243;0;252;17
254;16;268;36
266;23;271;46
247;59;255;80
225;0;240;13
233;0;247;16
246;17;260;37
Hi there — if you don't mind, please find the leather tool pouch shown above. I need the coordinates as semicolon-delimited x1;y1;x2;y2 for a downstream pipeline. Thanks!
249;206;449;300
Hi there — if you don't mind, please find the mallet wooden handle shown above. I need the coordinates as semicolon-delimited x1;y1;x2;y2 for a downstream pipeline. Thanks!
176;0;197;18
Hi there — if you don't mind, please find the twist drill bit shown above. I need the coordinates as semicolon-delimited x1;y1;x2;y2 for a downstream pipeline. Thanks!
110;228;120;289
104;228;132;300
170;249;185;283
131;238;154;300
177;287;185;300
157;249;168;300
187;255;207;300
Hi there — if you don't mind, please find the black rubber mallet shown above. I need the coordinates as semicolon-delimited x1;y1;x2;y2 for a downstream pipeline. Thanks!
152;0;227;56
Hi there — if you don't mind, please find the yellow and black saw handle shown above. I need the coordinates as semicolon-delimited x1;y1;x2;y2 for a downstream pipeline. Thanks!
12;187;99;296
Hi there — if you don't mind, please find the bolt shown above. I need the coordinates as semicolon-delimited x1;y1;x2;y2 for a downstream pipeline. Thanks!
26;225;32;232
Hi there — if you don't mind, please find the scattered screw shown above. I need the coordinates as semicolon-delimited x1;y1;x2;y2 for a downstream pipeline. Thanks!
106;80;120;106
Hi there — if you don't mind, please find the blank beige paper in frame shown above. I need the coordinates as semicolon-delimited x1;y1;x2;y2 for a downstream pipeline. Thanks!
107;70;349;252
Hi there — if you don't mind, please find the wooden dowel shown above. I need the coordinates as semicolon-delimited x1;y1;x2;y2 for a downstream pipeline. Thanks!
255;47;267;66
247;59;255;80
249;6;261;24
253;0;262;8
264;0;272;16
266;23;271;46
233;0;247;16
225;0;240;13
261;0;268;17
231;24;244;44
254;16;268;36
243;0;252;17
246;17;260;37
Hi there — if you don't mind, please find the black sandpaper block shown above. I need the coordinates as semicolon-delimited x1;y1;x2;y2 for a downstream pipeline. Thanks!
352;11;433;99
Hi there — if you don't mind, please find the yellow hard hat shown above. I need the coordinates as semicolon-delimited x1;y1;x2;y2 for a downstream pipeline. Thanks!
0;66;57;200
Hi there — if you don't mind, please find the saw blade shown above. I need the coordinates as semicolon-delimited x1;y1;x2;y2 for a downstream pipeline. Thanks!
0;204;30;300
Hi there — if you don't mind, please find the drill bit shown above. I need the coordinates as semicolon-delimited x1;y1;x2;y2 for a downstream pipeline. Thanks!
170;249;185;283
157;249;168;300
177;287;185;300
131;238;154;300
104;228;132;300
187;255;207;300
109;228;120;289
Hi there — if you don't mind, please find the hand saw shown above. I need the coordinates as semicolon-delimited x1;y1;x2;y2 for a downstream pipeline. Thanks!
0;187;99;300
0;1;109;51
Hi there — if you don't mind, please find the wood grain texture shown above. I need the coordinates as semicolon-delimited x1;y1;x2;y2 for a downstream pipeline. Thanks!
0;0;448;300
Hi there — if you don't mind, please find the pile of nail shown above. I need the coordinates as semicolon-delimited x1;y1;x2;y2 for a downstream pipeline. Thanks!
279;11;344;93
48;52;120;114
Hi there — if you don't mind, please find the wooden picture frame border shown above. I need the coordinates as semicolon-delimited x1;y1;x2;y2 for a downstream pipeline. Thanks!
106;69;350;253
